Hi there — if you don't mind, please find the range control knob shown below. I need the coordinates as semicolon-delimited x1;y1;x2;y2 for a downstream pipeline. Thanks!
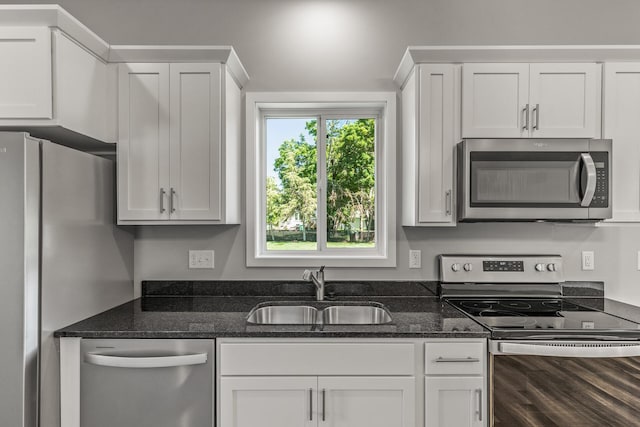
535;263;545;272
463;263;473;272
547;263;557;272
451;263;461;272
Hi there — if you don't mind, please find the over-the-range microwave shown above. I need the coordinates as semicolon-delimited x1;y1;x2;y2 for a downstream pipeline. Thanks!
457;138;612;222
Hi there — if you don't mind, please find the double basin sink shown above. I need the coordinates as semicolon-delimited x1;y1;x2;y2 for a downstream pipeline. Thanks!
247;301;392;325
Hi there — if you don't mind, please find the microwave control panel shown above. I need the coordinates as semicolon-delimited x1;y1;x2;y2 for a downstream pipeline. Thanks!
589;152;609;208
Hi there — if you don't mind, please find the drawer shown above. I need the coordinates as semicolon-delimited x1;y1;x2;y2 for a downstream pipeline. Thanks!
425;342;485;375
220;342;415;376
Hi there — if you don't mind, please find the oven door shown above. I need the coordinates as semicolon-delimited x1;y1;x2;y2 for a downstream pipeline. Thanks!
458;139;611;221
490;341;640;427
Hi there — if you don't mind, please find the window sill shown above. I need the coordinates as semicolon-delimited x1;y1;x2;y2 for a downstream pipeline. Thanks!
247;253;397;268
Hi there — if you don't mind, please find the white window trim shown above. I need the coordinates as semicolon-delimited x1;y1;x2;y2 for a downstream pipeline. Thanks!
246;92;396;268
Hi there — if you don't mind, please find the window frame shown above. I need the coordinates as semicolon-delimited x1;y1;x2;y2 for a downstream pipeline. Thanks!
246;92;396;267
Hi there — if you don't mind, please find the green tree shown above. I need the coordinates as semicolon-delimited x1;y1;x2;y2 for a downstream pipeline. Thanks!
272;131;318;241
270;118;375;243
265;176;283;241
325;119;375;240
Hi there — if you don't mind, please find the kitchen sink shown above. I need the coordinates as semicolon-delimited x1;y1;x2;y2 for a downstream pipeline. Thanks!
246;302;392;325
322;305;392;325
246;305;317;325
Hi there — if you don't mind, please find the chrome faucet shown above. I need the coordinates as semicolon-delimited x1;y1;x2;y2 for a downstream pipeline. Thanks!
303;266;325;301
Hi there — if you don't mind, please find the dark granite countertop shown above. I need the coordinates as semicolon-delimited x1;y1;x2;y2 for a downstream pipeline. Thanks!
55;281;488;339
55;280;640;340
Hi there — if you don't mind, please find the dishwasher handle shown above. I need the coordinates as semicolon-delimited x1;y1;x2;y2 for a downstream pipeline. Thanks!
85;352;208;368
498;342;640;358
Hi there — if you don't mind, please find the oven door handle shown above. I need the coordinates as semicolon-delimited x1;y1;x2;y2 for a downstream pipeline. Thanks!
579;153;597;207
85;352;208;368
498;342;640;358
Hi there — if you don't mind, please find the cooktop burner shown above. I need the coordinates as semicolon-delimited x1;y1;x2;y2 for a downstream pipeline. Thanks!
447;298;640;334
448;299;590;317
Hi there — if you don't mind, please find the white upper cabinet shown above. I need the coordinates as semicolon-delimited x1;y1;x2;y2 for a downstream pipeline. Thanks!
603;63;640;222
402;64;460;227
0;26;116;144
0;27;52;118
118;62;242;225
169;63;222;221
462;63;600;138
528;63;599;138
118;64;170;221
462;63;529;138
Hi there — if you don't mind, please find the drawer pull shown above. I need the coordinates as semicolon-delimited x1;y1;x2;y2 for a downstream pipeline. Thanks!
435;356;480;363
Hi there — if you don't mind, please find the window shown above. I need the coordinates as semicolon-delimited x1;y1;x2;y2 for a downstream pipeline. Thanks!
246;93;396;267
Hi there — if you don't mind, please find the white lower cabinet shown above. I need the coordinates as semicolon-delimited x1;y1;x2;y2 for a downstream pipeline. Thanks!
319;376;415;427
220;376;415;427
218;339;488;427
220;376;316;427
218;340;416;427
425;377;485;427
424;340;487;427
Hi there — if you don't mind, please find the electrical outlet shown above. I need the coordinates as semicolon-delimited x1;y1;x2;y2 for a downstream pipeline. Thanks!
581;251;594;271
189;250;214;269
409;250;421;269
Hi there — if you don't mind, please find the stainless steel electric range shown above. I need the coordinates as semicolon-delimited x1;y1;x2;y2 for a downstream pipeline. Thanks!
440;254;640;427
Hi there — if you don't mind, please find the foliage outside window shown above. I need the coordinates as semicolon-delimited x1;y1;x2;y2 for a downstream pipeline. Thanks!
246;93;396;267
266;117;376;251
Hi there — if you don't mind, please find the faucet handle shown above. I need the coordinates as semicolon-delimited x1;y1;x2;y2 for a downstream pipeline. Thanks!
302;269;313;281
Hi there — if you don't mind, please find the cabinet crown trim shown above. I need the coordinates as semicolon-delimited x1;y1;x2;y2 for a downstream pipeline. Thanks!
0;5;250;86
108;46;249;87
394;45;640;87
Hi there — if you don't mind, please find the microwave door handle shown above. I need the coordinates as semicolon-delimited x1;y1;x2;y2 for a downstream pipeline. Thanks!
580;153;597;207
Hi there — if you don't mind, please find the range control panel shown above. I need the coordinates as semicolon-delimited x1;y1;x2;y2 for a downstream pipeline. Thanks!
440;255;563;284
482;260;524;272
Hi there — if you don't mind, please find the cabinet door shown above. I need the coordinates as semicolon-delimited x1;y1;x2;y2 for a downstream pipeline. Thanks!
425;376;485;427
220;376;317;427
318;377;415;427
53;30;114;143
529;63;599;138
417;64;457;225
0;27;52;118
462;64;529;138
169;63;222;220
118;63;170;221
603;63;640;222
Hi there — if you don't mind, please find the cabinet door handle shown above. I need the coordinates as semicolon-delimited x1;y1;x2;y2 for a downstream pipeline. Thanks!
160;188;166;213
435;356;480;363
522;104;530;131
445;190;452;216
322;388;326;421
476;388;483;421
309;388;313;421
533;103;540;130
170;188;176;213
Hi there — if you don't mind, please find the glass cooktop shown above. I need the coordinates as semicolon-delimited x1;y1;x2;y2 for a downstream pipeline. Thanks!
447;298;640;333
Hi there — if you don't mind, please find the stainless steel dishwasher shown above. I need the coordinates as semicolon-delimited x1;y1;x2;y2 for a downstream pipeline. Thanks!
80;339;214;427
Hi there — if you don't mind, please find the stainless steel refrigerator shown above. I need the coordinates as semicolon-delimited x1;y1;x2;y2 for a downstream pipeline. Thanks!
0;132;134;427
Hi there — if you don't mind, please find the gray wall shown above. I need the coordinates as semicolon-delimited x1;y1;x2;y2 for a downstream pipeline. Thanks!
8;0;640;303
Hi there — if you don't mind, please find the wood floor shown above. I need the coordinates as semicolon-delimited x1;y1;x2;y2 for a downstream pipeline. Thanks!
492;355;640;426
